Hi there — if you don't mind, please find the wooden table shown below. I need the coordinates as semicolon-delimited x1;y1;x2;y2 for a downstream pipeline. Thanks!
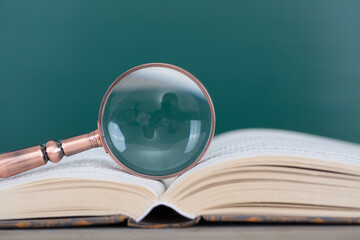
2;224;360;240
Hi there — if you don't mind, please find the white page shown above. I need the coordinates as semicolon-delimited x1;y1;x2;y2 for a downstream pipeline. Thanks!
0;148;165;197
169;128;360;188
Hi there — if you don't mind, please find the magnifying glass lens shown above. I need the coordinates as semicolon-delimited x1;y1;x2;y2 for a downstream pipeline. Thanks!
101;66;213;177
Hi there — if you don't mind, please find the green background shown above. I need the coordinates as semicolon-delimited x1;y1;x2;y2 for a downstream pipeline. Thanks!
0;0;360;153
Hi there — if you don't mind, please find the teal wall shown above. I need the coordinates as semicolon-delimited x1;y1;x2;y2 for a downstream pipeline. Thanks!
1;0;360;153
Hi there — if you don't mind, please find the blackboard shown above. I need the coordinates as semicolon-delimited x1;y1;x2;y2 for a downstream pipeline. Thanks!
0;0;359;152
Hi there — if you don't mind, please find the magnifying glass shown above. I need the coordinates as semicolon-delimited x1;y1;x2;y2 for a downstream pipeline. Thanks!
0;63;215;179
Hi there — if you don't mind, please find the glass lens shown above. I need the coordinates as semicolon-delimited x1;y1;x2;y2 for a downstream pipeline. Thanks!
101;66;213;176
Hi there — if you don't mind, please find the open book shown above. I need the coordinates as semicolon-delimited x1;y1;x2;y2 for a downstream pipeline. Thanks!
2;128;360;228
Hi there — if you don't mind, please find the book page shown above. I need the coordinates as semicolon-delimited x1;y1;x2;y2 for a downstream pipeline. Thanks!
0;148;165;197
169;128;360;188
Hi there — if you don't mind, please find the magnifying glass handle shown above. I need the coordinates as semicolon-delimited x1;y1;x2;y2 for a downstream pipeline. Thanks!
0;130;102;178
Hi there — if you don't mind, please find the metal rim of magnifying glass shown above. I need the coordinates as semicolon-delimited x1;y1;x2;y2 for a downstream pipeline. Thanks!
97;63;216;179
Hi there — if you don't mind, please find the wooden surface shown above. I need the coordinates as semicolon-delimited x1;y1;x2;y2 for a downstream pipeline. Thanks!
2;225;360;240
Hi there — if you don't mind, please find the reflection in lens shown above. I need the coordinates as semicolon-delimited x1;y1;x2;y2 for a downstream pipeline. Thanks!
184;120;201;153
108;121;126;152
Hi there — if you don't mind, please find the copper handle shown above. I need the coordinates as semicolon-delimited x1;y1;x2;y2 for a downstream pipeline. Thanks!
0;130;102;178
